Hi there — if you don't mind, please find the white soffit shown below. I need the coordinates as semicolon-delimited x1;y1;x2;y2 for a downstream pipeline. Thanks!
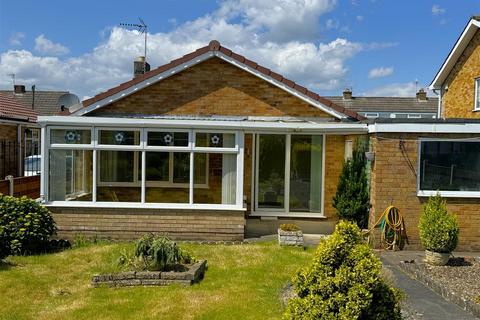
430;19;480;89
72;51;349;120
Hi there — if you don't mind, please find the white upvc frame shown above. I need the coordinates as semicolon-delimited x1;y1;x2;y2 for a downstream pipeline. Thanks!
417;137;480;198
474;77;480;111
43;125;245;210
251;133;326;218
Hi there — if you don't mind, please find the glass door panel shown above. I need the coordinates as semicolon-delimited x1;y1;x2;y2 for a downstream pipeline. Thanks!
257;135;285;209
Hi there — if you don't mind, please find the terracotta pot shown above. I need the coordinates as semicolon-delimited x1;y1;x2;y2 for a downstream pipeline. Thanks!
424;250;450;266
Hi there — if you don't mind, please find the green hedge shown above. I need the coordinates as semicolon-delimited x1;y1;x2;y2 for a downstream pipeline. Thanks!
284;220;402;320
418;194;459;253
0;195;56;256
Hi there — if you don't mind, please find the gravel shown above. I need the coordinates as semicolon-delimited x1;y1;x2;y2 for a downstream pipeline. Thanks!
422;257;480;304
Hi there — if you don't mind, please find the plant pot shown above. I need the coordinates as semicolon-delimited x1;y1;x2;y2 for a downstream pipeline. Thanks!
424;250;450;266
278;229;304;246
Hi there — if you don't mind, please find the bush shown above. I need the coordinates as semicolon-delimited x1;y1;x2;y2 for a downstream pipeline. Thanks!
121;233;195;271
279;224;300;232
0;195;56;255
284;220;402;320
332;140;370;228
418;194;459;253
0;232;9;260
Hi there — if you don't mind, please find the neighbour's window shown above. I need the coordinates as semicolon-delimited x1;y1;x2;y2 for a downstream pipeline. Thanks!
475;78;480;110
364;112;379;119
419;140;480;192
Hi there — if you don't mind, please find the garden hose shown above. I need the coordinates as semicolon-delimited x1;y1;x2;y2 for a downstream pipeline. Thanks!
368;205;406;250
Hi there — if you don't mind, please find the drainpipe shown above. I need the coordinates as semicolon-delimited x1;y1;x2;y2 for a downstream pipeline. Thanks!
432;87;443;119
17;125;22;177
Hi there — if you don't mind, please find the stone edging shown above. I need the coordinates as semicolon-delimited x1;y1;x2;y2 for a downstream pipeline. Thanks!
92;260;207;287
399;261;480;318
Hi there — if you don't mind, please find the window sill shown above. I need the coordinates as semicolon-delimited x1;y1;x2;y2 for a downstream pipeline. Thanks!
417;190;480;198
250;212;327;219
44;201;246;211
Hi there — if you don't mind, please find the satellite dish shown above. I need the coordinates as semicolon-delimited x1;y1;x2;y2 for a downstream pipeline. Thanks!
58;93;80;111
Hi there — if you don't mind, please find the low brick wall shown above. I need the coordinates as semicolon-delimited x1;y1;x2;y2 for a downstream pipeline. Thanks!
0;175;40;199
48;207;246;241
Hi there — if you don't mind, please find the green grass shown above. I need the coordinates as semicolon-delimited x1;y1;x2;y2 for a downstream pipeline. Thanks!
0;241;313;320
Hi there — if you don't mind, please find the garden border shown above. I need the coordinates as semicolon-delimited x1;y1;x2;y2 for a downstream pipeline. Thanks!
92;260;207;287
399;260;480;318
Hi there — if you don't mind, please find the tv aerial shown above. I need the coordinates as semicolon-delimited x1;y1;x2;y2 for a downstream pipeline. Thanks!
120;18;148;72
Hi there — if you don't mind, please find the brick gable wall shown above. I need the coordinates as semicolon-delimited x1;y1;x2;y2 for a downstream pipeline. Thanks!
89;58;333;118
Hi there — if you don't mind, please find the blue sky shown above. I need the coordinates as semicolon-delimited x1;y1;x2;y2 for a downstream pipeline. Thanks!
0;0;479;99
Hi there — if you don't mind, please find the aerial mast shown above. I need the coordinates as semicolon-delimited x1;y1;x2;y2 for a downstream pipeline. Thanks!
120;18;148;73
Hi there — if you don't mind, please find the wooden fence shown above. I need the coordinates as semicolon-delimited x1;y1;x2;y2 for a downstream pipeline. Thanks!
0;175;40;199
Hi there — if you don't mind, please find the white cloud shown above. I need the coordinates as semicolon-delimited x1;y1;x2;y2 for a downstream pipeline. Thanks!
363;82;427;97
356;15;364;22
368;66;394;79
9;32;25;46
34;34;70;56
432;5;446;16
0;0;392;98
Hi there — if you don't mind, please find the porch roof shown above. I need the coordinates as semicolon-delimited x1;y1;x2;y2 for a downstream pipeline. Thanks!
37;115;368;134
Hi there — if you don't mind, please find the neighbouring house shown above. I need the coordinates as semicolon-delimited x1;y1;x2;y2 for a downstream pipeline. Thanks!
37;16;480;250
368;16;480;251
0;93;39;178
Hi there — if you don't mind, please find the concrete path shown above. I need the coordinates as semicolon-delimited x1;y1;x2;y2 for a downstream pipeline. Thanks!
381;253;478;320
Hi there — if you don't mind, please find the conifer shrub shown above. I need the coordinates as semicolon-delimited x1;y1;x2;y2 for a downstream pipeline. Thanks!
332;140;370;228
418;194;459;253
284;220;402;320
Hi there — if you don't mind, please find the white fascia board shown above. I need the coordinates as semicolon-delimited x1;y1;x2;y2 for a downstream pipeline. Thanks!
429;19;480;89
73;51;350;120
214;52;347;119
37;115;367;133
368;122;480;134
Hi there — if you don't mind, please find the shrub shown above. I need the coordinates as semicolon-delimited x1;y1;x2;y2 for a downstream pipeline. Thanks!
418;194;459;253
126;233;194;271
332;140;370;228
284;220;402;320
0;232;9;260
0;195;56;255
280;224;300;232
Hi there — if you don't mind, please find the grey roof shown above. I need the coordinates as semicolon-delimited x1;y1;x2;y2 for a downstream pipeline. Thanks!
324;96;438;114
0;90;72;116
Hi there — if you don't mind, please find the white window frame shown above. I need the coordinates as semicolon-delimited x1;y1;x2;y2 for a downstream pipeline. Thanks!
364;112;379;119
475;77;480;111
417;137;480;198
43;126;245;210
251;133;326;218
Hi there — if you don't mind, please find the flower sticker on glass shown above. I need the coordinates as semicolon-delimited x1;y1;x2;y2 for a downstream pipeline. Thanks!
210;134;221;146
64;130;81;143
114;131;125;144
163;133;173;146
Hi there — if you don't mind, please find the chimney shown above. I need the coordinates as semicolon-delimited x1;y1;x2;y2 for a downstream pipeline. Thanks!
133;56;151;78
343;88;353;100
14;84;26;94
416;88;427;101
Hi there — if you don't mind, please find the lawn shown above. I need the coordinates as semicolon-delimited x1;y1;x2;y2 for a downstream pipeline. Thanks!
0;241;313;320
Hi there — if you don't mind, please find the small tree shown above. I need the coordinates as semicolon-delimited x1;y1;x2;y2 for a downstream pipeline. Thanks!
284;221;402;320
419;193;459;253
333;140;370;228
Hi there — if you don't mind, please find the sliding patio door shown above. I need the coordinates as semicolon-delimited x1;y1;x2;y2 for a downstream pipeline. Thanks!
255;134;323;215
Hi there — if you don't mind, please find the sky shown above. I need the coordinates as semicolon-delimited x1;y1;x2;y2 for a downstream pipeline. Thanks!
0;0;479;100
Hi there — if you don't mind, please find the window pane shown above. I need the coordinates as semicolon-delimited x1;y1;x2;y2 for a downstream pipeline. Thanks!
258;135;285;209
193;153;236;204
196;133;235;148
420;141;480;191
48;150;92;201
99;130;140;145
97;151;141;202
289;135;323;213
145;152;188;203
50;129;91;144
173;153;190;183
148;131;188;147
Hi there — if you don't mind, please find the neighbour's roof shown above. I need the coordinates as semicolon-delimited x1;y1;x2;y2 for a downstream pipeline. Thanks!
0;93;38;122
75;40;364;121
0;90;70;116
324;96;438;114
430;16;480;89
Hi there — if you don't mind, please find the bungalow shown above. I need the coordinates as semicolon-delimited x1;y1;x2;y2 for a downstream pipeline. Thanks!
38;16;480;250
